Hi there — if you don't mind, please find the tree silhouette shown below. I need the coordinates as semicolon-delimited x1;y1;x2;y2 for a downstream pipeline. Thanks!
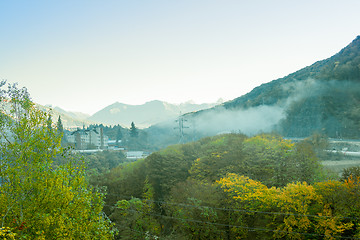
130;121;138;138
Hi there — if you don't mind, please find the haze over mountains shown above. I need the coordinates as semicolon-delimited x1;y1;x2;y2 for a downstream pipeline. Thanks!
149;36;360;143
52;100;223;128
88;100;223;128
51;35;360;142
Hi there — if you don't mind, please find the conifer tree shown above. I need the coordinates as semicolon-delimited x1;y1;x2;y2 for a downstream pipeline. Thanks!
130;121;138;138
57;115;64;133
57;115;66;146
46;114;53;133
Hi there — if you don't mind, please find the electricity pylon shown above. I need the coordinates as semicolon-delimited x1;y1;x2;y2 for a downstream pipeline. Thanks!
174;112;189;143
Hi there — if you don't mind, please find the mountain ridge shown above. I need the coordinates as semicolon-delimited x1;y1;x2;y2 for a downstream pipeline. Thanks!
148;35;360;145
87;100;222;128
223;35;360;110
50;36;360;140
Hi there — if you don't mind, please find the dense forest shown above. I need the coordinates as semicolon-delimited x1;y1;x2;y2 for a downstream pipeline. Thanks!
90;133;360;239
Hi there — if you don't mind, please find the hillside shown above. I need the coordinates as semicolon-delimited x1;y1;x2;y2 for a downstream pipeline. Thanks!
53;106;90;121
224;36;360;110
30;105;94;129
179;36;360;139
87;100;220;128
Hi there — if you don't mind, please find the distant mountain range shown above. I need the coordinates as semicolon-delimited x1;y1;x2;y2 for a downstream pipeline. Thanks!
51;100;223;128
87;100;222;128
53;106;90;121
36;105;94;129
149;35;360;143
50;36;360;141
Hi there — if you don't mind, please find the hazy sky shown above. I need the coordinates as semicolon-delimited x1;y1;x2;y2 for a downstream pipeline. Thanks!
1;1;359;114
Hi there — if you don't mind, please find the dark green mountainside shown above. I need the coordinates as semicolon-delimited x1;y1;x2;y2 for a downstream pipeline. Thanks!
144;36;360;149
187;36;360;139
224;36;360;110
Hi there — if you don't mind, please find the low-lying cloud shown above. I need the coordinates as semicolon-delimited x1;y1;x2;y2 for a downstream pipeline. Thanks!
190;105;285;136
185;78;360;137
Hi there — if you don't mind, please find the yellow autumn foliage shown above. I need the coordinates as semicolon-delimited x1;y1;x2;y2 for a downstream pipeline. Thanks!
218;173;358;239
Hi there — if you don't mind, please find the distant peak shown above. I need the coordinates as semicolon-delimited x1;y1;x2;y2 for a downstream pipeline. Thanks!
109;101;126;106
145;100;166;106
216;98;224;104
146;100;163;103
340;35;360;50
185;100;195;104
348;35;360;45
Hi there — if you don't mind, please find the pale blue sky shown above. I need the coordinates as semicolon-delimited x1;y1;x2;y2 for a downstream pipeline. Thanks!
1;0;360;114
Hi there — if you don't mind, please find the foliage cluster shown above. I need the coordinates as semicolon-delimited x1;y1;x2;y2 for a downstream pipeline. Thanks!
80;150;127;175
0;83;114;239
217;174;360;239
91;132;344;239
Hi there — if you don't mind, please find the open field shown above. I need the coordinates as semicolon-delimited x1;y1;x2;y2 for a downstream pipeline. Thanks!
322;159;360;176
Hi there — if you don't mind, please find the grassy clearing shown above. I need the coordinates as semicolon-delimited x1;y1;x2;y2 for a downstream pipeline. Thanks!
322;159;360;176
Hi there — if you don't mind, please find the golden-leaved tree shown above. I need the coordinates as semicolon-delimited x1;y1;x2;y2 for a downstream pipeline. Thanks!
218;173;357;240
0;82;114;239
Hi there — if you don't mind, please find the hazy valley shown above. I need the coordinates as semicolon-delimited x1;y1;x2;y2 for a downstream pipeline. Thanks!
53;36;360;145
2;35;360;239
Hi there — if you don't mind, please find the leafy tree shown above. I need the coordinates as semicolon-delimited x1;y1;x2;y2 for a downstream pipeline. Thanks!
218;173;356;239
145;142;200;201
84;150;127;175
313;180;358;239
165;180;227;239
114;178;161;239
189;134;246;183
188;134;321;187
292;141;322;183
0;82;114;239
341;166;360;182
91;159;148;225
217;173;278;239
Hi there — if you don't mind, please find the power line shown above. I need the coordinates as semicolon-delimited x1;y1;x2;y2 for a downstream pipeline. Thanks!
107;207;360;240
105;194;360;221
127;227;160;240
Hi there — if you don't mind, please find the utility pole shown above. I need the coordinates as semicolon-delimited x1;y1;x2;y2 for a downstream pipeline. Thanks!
174;112;189;143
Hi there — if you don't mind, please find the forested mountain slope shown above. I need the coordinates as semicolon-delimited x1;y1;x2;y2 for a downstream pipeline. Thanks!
224;36;360;110
186;36;360;138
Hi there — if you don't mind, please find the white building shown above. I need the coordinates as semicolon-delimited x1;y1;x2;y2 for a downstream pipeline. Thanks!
66;127;108;150
126;151;150;160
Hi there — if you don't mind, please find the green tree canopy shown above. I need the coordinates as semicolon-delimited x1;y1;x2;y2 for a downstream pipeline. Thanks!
0;82;114;239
